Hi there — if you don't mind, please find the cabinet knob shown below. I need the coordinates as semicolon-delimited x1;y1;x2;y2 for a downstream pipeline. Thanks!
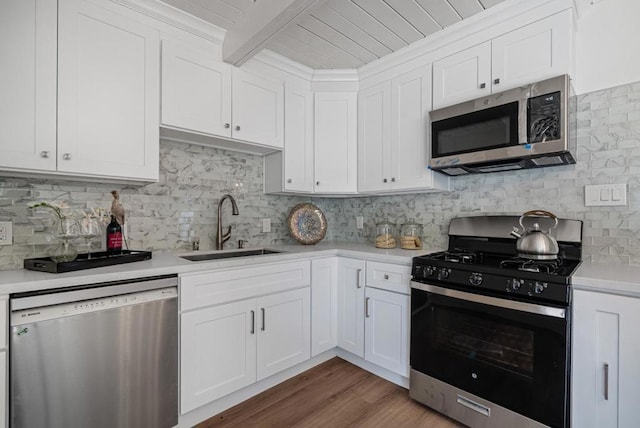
62;153;72;160
384;274;389;280
391;177;396;182
224;123;230;129
383;178;388;183
287;178;292;184
494;78;500;85
235;125;241;131
480;83;486;89
40;151;49;158
316;181;320;186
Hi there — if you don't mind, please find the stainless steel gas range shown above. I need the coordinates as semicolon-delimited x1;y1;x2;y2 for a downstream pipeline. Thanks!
409;215;583;428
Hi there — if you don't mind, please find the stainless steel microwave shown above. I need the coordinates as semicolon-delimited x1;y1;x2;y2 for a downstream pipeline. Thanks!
429;75;576;176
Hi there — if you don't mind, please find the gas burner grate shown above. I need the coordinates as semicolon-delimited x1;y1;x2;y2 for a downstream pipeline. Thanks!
444;251;480;264
499;257;564;274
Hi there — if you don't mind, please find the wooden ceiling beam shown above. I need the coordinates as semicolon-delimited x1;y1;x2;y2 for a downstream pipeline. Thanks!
222;0;329;66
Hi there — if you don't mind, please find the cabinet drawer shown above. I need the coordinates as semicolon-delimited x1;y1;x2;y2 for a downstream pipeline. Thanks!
365;262;411;295
180;260;311;311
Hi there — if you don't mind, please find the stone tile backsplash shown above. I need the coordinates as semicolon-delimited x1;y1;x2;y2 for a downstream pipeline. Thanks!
0;80;639;270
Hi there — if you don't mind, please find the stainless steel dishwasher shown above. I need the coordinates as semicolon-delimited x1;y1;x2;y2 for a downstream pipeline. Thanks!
10;275;179;428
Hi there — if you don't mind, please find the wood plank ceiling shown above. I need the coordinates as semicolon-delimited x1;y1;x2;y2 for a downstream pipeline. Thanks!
160;0;508;69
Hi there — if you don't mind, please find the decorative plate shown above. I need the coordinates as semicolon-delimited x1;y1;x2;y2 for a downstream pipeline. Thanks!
287;203;327;245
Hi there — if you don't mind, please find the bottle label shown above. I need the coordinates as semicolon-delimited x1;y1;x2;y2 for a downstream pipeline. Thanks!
107;232;123;250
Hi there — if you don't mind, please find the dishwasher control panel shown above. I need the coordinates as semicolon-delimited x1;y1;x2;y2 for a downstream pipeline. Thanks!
11;287;177;326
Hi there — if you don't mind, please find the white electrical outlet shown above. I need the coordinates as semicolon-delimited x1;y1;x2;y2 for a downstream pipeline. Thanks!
262;218;271;233
356;216;364;229
0;221;13;245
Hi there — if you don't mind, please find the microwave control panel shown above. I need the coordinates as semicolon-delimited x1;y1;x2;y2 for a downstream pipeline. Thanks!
527;91;561;143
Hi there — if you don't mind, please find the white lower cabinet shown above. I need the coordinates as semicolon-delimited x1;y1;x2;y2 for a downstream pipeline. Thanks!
181;287;310;413
311;258;338;356
572;289;640;428
364;287;410;377
337;258;365;357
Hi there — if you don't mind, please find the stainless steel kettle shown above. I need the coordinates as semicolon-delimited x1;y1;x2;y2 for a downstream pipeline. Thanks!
510;210;559;260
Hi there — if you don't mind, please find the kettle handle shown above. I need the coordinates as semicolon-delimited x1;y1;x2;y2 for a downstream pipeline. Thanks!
519;210;558;231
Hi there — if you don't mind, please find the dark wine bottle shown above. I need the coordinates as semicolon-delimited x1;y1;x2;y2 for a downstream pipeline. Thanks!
106;215;123;256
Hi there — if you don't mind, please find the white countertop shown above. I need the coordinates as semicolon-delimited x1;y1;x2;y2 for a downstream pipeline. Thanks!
573;261;640;298
0;242;437;295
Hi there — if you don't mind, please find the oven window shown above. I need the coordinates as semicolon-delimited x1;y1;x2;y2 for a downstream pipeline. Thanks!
431;101;519;158
434;310;534;379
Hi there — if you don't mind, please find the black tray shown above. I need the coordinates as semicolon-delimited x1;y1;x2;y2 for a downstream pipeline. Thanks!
24;250;153;273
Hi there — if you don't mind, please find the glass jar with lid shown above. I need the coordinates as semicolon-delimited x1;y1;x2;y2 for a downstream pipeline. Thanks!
400;218;423;250
374;219;397;249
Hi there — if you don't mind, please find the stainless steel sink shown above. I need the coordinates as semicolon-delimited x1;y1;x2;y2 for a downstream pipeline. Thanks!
180;249;281;262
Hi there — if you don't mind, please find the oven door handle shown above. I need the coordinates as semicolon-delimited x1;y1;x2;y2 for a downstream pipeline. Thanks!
411;282;566;319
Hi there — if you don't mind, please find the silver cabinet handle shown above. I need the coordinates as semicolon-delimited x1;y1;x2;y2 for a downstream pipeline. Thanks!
494;78;500;85
252;310;256;334
356;268;362;288
224;123;230;128
384;274;389;280
604;363;609;400
62;153;72;160
235;125;241;131
365;297;370;318
383;178;388;183
261;307;265;331
480;83;486;89
40;151;49;158
287;178;292;183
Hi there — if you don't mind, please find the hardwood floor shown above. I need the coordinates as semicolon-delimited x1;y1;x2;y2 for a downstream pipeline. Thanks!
197;358;464;428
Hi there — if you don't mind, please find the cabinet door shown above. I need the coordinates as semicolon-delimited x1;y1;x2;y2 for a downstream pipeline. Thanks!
0;351;5;428
232;68;284;148
390;66;434;190
364;287;410;377
0;0;56;171
492;10;572;93
311;258;338;356
57;0;159;181
181;300;257;413
337;258;365;357
358;81;392;192
572;290;640;428
283;86;314;192
432;42;491;109
256;288;310;380
314;92;358;193
161;39;232;138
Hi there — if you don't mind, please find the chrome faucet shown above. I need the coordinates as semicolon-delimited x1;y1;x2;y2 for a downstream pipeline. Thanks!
216;194;239;250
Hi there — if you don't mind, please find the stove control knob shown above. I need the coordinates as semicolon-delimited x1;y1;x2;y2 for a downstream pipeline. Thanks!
437;268;450;281
534;282;547;294
510;278;523;291
423;266;436;277
469;273;483;286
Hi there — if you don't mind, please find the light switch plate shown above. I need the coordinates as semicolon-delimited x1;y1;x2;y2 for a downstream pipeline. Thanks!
0;221;13;245
585;184;627;206
262;218;271;233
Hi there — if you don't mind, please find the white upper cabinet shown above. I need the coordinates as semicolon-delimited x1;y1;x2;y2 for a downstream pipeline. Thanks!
232;68;284;148
433;10;572;109
283;86;314;192
57;0;160;181
358;66;448;193
0;0;57;172
314;92;358;194
161;39;232;138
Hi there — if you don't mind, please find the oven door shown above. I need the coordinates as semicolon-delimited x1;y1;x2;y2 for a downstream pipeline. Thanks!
410;283;569;428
